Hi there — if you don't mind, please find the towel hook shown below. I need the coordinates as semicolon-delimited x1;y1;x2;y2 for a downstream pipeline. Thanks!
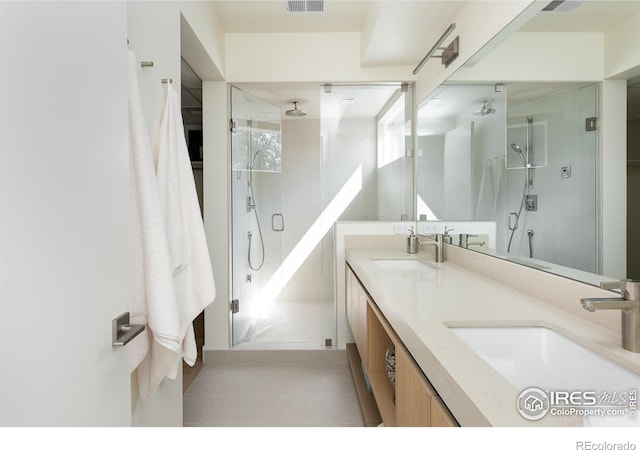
161;78;173;84
140;61;154;67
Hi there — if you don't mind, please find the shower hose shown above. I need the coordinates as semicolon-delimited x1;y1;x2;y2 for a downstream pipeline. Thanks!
247;154;265;271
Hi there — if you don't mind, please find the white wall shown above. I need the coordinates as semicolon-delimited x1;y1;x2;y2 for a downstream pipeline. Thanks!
600;80;627;279
203;82;231;351
225;32;413;83
451;9;640;83
180;2;226;80
605;12;640;79
451;32;604;83
128;0;226;425
127;1;184;425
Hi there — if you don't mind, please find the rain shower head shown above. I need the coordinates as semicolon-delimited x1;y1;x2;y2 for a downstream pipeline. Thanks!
285;101;306;117
511;143;527;166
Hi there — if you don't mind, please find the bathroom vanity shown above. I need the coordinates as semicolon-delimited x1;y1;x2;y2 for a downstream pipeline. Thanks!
344;243;640;427
347;264;456;426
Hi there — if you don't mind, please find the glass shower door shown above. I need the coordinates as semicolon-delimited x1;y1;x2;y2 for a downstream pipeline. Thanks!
230;86;284;346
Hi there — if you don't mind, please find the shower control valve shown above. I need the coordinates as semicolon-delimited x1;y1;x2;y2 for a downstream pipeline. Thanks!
246;196;256;212
525;194;537;211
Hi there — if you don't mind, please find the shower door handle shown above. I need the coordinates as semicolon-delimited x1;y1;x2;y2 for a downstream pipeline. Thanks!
272;213;284;232
508;211;518;231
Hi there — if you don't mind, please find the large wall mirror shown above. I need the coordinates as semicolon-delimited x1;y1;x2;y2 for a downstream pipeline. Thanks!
416;0;640;285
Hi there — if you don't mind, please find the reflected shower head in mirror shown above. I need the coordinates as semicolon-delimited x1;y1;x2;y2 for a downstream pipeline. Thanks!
474;100;496;118
510;143;527;166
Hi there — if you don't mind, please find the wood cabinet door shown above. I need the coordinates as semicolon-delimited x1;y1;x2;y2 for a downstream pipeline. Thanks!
395;344;434;426
346;266;368;366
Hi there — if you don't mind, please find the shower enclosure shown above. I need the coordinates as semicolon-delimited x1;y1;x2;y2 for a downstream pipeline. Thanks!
228;83;412;349
230;86;284;346
505;83;599;272
416;82;599;273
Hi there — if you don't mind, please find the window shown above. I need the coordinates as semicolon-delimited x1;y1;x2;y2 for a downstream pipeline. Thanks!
377;95;407;168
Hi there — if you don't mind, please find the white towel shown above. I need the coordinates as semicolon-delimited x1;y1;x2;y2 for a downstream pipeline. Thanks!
128;50;183;399
156;82;216;366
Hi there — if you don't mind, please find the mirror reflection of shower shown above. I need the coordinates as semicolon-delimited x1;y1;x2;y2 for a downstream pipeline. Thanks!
247;150;265;271
507;116;534;257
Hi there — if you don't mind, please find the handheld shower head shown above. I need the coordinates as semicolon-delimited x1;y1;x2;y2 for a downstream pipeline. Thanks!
510;143;527;166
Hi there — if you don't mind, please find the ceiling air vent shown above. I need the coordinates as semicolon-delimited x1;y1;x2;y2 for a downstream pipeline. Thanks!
286;0;324;13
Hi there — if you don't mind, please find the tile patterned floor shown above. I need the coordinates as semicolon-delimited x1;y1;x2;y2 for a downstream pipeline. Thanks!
183;361;364;427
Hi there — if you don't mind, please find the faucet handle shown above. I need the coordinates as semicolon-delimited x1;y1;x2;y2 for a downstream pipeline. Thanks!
600;279;640;301
600;280;625;290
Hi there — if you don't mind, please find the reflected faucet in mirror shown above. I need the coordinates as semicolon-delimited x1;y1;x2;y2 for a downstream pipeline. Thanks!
418;234;445;263
459;234;486;249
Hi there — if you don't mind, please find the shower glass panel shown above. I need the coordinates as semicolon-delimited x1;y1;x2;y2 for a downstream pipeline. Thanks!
505;83;598;272
230;86;284;346
417;82;598;274
416;84;507;224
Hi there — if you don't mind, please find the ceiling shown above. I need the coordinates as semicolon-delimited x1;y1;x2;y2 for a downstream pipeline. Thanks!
181;0;640;125
210;1;463;67
520;1;640;32
182;0;462;123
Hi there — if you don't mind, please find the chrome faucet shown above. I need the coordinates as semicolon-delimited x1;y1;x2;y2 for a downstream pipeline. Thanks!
418;233;445;263
458;234;486;249
443;226;455;244
581;279;640;353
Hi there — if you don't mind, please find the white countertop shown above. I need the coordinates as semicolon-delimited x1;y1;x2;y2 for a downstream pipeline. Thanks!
345;248;640;427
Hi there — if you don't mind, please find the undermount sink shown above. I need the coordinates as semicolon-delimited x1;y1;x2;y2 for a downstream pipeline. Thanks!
450;326;640;426
371;259;431;270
